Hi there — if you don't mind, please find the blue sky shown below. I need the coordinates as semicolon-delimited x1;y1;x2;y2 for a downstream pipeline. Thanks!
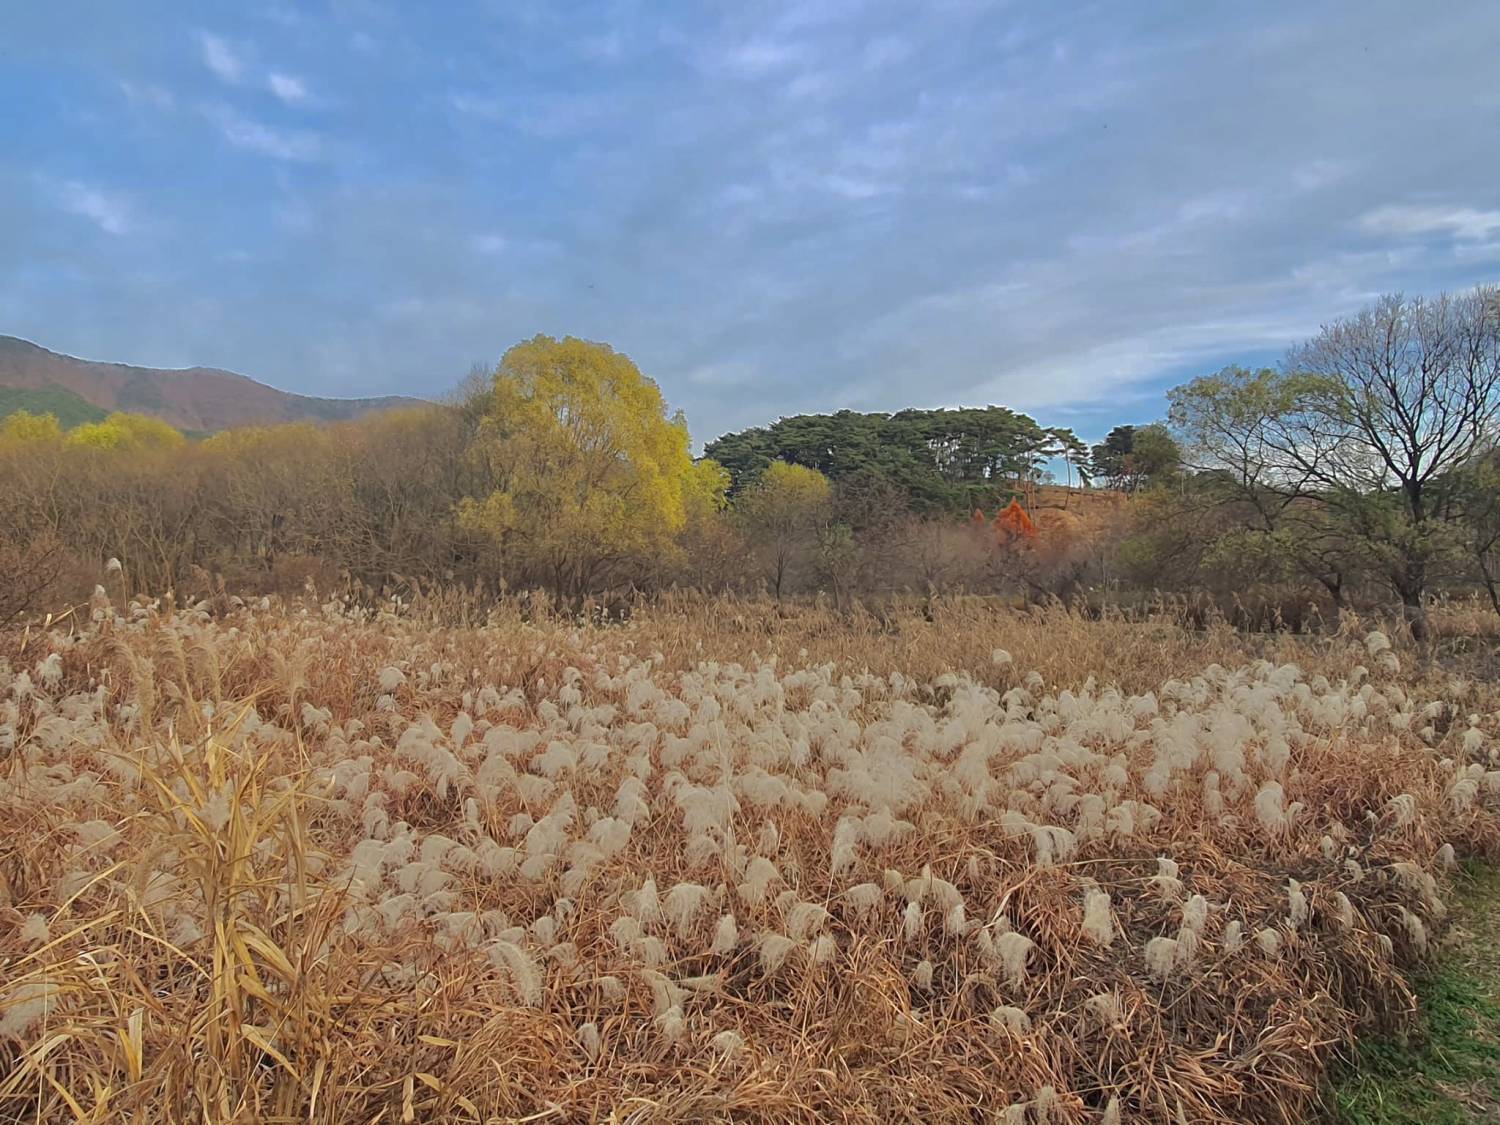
4;2;1500;447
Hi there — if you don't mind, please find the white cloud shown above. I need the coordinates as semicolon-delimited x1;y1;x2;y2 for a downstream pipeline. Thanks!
119;80;175;110
580;32;625;62
206;106;321;160
198;31;244;84
57;181;131;235
1358;204;1500;243
264;6;306;28
784;71;836;100
721;37;807;77
1290;159;1351;193
17;1;1500;444
811;172;885;200
377;294;487;322
267;72;308;104
448;91;505;121
862;35;911;69
913;299;1327;416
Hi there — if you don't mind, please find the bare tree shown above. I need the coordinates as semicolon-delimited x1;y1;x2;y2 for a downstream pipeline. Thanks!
1170;366;1368;615
1289;288;1500;634
1173;287;1500;637
1457;450;1500;615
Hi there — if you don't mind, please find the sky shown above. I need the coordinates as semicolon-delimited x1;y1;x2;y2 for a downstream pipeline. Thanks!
3;2;1500;447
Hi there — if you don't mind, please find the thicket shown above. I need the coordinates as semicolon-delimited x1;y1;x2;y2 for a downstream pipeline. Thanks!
1132;286;1500;637
2;286;1499;630
0;338;1100;618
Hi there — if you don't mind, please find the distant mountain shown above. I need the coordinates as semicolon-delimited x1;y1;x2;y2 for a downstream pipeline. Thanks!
0;335;422;432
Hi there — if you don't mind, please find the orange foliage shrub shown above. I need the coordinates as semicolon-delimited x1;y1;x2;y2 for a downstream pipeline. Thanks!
994;497;1036;541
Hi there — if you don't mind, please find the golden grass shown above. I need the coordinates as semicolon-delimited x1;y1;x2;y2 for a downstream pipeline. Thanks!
1;592;1497;1123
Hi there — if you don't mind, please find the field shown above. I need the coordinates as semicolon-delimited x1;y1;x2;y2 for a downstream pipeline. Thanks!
2;591;1499;1123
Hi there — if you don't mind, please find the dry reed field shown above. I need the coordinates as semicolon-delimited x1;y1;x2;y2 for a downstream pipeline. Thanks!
2;590;1499;1123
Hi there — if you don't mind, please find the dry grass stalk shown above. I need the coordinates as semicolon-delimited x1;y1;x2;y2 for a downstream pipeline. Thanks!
0;591;1496;1122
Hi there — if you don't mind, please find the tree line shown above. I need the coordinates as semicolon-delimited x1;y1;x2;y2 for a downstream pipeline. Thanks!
0;334;1097;621
2;285;1498;631
704;406;1090;510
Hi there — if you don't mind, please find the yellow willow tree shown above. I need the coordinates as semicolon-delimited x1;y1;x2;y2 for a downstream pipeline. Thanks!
459;335;705;597
733;460;833;599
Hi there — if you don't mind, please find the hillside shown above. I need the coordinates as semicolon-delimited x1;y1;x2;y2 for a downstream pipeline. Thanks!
0;335;421;432
0;384;108;429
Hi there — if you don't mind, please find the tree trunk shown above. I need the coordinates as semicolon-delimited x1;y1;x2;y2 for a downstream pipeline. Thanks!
1479;554;1500;617
1395;550;1430;642
1397;585;1430;643
1317;575;1345;630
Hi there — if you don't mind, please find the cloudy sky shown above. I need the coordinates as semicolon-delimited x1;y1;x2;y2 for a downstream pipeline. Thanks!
4;2;1499;445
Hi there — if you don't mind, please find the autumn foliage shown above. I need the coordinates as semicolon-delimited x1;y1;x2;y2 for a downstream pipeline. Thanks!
993;498;1037;542
0;338;1126;615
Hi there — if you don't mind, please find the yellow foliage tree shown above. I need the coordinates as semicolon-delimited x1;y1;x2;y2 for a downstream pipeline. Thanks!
459;335;701;596
683;458;732;522
734;460;833;598
0;410;64;447
68;412;185;452
670;457;742;588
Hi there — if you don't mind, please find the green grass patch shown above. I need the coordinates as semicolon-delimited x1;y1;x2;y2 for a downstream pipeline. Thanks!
1328;863;1500;1123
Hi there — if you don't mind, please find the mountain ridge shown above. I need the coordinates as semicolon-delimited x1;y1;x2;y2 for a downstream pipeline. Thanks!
0;335;422;432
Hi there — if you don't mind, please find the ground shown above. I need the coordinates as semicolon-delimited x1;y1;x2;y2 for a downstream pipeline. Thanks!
1330;863;1500;1123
